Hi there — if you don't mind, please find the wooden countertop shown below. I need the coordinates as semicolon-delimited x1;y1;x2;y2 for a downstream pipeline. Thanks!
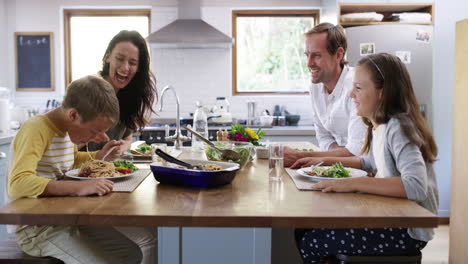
0;148;438;228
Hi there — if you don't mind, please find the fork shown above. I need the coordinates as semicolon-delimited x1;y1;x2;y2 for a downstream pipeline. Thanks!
101;146;117;161
307;161;324;171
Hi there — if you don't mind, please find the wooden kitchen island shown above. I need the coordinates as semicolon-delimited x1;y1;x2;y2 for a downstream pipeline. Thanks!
0;148;439;263
0;150;438;228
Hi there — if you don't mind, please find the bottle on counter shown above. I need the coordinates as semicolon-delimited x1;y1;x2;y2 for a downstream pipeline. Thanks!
192;101;208;152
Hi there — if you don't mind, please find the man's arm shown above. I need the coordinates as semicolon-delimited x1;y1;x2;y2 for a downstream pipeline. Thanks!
284;145;354;167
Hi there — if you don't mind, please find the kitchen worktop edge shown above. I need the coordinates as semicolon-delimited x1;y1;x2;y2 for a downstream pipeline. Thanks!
0;131;16;145
142;125;315;136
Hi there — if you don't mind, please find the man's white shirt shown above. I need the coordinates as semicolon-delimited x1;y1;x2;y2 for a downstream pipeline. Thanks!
309;66;366;155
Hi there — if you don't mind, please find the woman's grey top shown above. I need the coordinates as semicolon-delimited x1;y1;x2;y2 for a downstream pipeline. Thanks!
360;118;439;242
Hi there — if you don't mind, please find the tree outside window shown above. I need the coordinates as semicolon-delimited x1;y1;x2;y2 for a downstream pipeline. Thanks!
64;9;150;86
232;10;318;95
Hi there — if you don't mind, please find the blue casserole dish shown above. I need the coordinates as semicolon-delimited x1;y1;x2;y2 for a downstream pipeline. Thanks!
150;159;240;188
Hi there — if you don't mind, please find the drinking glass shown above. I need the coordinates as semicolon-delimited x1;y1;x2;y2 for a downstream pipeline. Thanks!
268;143;284;181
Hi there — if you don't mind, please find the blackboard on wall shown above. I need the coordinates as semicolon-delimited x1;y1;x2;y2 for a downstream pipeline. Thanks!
15;32;55;91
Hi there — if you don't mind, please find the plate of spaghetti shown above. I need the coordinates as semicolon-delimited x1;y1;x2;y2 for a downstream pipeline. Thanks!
65;159;138;180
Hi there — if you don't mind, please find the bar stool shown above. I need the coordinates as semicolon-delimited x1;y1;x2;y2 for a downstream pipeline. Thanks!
336;252;422;264
0;239;64;264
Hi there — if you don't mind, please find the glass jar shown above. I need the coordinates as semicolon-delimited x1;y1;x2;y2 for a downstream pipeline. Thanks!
277;116;286;126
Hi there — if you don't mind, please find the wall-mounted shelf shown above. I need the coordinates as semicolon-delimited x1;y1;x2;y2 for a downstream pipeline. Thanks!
339;3;434;27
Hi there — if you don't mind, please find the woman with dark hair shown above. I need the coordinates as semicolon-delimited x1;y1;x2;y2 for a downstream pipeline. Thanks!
291;53;438;263
82;30;158;264
83;30;157;154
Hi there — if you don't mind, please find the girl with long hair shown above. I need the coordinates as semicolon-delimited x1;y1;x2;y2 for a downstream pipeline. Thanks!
292;53;438;263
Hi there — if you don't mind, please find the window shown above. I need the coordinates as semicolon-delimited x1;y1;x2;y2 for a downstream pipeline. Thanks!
232;10;318;95
64;9;150;86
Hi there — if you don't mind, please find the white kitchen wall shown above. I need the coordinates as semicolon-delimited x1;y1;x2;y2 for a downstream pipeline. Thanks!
151;1;321;125
3;0;166;109
4;0;320;124
0;0;8;88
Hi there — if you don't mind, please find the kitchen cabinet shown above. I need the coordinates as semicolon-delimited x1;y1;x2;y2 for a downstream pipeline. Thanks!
450;18;468;263
140;129;199;146
339;3;434;27
0;142;10;240
158;227;271;264
182;228;270;264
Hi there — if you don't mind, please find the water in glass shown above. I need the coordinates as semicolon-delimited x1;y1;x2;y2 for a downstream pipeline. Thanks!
269;143;284;181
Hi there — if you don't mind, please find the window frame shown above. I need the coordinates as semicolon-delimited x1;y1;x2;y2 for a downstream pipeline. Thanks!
63;9;151;87
231;9;319;96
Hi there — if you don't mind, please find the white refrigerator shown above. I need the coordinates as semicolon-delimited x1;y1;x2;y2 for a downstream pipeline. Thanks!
345;24;433;127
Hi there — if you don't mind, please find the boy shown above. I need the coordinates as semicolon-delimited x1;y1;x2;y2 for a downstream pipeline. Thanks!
7;75;144;264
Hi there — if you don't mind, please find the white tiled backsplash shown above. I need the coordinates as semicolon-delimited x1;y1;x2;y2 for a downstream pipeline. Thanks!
151;48;314;125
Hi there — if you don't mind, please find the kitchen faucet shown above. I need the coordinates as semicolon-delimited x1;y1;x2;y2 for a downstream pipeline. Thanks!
159;85;191;149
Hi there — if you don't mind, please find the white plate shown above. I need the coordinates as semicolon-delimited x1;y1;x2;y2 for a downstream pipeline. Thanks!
64;169;137;180
124;152;152;158
297;166;367;181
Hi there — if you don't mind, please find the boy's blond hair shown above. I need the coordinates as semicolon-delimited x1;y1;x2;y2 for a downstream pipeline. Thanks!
62;75;119;124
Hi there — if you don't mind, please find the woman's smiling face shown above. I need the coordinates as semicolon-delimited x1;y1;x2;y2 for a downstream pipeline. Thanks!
105;41;139;91
350;65;382;121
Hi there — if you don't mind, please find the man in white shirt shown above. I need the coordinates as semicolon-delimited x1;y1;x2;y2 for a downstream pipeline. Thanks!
285;23;366;167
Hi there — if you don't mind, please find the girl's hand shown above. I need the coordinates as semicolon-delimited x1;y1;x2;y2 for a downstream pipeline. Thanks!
312;178;356;193
76;179;114;196
290;157;324;169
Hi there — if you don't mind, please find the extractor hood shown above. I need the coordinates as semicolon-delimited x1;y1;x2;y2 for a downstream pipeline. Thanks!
147;0;234;49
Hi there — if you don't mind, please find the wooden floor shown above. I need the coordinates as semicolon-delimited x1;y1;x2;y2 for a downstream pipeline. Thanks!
422;225;449;264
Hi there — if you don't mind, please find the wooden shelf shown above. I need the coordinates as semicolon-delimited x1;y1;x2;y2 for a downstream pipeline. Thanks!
339;3;434;27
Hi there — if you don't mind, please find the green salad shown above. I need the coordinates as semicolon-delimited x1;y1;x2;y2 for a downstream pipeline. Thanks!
128;143;152;155
310;163;351;178
205;143;251;167
113;160;139;173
